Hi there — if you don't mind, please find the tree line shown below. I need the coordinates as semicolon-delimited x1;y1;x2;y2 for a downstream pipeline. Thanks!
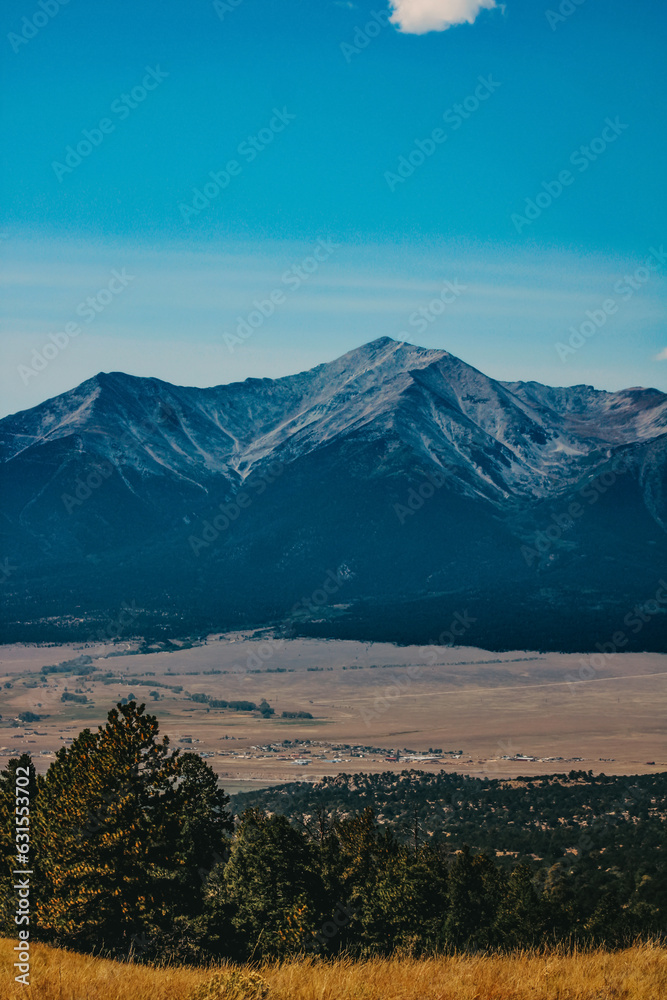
236;766;666;863
0;703;664;964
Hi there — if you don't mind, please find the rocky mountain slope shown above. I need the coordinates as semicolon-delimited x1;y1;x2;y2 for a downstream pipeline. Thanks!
1;338;665;649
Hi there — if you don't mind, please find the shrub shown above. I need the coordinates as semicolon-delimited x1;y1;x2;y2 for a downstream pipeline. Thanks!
188;968;270;1000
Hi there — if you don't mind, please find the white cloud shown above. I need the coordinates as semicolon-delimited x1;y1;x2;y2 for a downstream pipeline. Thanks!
655;348;667;361
389;0;497;34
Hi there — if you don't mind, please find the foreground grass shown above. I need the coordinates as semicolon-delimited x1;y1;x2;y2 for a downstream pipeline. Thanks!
1;939;666;999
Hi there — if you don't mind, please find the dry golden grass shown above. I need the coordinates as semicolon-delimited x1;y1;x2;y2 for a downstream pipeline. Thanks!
1;938;666;1000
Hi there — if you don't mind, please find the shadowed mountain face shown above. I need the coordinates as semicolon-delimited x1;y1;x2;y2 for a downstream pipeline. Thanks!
1;337;666;650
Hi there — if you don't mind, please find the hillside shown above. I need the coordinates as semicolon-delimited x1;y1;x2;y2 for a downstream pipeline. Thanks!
1;939;665;1000
1;338;666;649
232;768;667;860
1;705;665;965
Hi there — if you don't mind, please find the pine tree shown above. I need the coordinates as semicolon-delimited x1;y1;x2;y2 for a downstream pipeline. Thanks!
221;809;323;958
493;863;544;948
33;701;230;956
443;845;502;950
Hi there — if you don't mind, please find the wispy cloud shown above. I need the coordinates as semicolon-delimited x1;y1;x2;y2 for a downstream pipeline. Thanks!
655;348;667;361
2;235;664;418
389;0;497;34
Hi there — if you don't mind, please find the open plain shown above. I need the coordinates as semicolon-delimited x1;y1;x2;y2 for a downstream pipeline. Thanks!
0;632;665;786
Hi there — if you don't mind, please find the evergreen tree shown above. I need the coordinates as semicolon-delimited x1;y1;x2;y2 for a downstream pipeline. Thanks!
221;809;323;958
493;864;544;948
363;847;448;954
443;845;502;950
33;702;229;956
1;705;662;962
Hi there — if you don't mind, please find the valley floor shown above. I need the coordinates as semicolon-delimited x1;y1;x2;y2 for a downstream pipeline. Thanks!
1;635;666;784
1;939;665;1000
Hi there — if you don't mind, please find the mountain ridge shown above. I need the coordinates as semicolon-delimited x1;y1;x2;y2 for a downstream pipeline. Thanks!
1;339;665;649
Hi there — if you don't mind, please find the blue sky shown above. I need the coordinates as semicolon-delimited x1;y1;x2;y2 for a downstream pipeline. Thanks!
1;0;666;416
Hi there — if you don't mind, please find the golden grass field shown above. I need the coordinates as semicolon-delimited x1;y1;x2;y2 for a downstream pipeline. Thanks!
1;939;666;1000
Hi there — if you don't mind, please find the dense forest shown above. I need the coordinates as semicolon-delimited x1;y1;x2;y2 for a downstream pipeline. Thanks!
1;703;664;965
234;767;666;864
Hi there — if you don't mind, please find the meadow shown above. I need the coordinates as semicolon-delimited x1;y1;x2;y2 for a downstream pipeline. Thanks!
1;939;666;1000
1;634;665;784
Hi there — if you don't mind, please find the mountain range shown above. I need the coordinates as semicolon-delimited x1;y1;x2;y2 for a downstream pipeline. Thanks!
1;337;666;650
